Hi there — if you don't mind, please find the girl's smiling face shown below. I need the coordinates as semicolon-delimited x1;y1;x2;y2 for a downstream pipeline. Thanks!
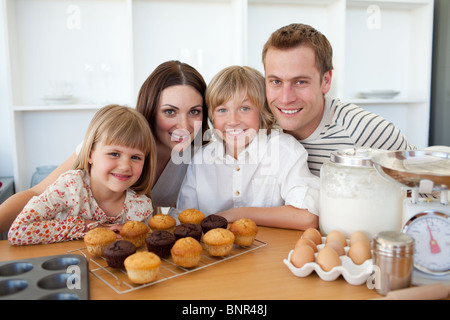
212;91;261;158
155;85;204;153
88;141;146;196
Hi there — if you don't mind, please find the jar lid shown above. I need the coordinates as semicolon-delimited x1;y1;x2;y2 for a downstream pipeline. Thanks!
373;231;415;256
330;148;373;167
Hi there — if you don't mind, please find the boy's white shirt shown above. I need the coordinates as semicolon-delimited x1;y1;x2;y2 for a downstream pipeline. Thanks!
174;130;320;219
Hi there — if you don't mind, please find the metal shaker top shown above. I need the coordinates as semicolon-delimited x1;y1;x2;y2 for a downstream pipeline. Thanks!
373;231;415;257
330;148;374;167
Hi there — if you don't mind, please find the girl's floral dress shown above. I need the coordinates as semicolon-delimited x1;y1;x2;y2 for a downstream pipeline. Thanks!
8;170;153;245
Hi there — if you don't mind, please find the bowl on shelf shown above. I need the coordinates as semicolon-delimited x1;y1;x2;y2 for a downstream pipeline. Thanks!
42;95;75;105
358;90;400;99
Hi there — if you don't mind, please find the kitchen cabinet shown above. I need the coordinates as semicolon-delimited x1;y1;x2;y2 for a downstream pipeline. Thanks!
0;177;14;239
2;0;434;191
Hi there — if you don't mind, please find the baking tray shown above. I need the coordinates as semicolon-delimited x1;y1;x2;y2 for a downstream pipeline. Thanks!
283;237;373;285
67;239;266;294
0;254;89;300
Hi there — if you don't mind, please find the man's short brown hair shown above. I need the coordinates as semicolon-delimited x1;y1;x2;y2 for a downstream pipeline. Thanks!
262;23;333;77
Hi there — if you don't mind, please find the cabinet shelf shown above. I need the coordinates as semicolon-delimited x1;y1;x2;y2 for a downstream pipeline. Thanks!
3;0;434;191
347;0;432;9
346;98;428;105
12;104;105;112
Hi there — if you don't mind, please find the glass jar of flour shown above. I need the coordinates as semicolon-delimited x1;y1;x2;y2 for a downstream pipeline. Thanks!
319;148;404;238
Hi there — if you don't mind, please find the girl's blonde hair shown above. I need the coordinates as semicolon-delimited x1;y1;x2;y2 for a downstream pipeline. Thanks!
72;104;156;196
205;66;274;132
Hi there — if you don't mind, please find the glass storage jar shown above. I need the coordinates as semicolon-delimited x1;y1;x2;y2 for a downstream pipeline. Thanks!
319;148;404;238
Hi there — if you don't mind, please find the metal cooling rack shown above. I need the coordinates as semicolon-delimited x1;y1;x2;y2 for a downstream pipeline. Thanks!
67;239;266;294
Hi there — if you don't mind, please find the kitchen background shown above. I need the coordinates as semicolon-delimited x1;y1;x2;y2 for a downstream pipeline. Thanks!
0;0;449;192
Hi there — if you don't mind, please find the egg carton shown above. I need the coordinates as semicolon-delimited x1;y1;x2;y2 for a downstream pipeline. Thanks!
0;254;89;300
283;237;373;285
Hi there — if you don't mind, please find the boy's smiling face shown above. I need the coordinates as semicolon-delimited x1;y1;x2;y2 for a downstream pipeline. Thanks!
212;91;260;159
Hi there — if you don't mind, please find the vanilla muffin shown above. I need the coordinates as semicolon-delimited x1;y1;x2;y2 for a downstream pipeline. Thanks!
148;214;176;233
84;228;117;256
229;218;258;246
170;237;203;268
120;221;149;248
178;208;205;225
203;228;235;257
124;252;161;284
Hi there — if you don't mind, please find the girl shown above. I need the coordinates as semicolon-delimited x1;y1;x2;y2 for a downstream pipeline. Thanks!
175;66;320;230
8;104;157;245
0;61;208;231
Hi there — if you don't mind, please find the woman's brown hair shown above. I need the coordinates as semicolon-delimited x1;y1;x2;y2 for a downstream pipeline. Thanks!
136;60;209;140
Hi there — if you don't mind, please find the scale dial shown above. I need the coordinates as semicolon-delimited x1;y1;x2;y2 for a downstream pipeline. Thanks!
403;211;450;275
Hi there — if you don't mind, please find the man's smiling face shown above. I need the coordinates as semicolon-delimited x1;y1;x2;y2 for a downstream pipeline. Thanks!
264;45;331;140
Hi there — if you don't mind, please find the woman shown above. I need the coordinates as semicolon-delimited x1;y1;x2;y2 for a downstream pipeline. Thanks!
0;61;209;232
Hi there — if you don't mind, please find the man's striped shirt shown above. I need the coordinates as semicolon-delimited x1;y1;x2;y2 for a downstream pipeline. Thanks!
300;97;415;176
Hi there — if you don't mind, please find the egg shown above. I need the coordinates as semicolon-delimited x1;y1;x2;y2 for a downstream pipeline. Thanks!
347;241;372;265
324;240;345;256
290;244;315;268
295;237;318;252
325;230;347;247
350;231;370;247
302;228;322;245
317;246;341;272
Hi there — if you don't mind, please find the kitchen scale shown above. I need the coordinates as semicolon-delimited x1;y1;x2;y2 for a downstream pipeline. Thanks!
372;150;450;286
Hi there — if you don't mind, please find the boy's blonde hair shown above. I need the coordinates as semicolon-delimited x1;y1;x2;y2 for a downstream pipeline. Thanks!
205;66;274;132
73;104;156;196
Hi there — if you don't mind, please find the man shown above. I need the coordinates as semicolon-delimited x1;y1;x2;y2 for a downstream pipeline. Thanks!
262;23;414;176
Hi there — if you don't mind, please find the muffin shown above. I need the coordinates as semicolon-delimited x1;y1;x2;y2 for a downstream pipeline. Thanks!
178;208;205;225
229;218;258;246
148;214;176;233
120;220;149;248
170;237;203;268
201;214;228;234
145;230;176;258
124;252;161;284
203;228;235;257
84;227;117;256
104;240;137;269
174;223;202;242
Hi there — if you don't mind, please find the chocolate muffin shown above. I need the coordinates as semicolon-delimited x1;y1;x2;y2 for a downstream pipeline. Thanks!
145;230;176;258
104;240;137;269
173;223;202;242
201;214;228;234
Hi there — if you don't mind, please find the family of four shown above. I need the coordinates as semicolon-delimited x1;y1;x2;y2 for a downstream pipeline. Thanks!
0;23;414;245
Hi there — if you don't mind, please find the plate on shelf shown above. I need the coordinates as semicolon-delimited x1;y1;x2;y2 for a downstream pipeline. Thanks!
359;90;400;99
42;95;75;105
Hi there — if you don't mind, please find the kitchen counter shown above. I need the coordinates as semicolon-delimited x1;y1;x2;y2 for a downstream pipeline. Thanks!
0;226;383;300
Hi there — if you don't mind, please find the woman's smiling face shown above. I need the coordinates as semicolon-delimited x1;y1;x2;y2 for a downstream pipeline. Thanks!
155;85;204;153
